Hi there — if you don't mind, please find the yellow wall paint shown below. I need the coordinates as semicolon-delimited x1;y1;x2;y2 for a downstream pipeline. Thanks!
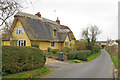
71;40;75;46
11;21;31;46
51;42;59;50
64;36;70;47
39;41;50;50
2;41;10;46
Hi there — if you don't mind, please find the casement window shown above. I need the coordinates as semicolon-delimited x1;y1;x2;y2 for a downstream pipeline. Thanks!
65;41;69;46
53;30;57;37
16;28;23;34
51;42;55;47
18;40;26;46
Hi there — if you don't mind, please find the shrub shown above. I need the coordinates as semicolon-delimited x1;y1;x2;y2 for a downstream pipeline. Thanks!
48;52;54;54
2;46;46;76
51;50;58;54
84;50;92;57
67;51;77;60
76;50;87;61
31;45;39;48
92;45;101;53
74;41;87;50
62;47;70;54
48;47;52;52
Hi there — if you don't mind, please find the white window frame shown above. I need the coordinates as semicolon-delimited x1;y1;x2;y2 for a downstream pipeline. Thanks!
18;40;26;46
51;42;55;47
16;28;23;34
65;41;69;46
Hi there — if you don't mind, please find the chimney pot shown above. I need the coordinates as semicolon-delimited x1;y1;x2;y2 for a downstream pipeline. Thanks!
35;12;41;18
56;17;60;24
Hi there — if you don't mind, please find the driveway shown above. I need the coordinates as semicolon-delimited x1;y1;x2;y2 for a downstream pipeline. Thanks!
43;49;113;78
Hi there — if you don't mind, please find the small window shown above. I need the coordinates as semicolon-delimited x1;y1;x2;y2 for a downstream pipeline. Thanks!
18;40;26;46
51;42;55;47
65;41;69;46
53;30;57;37
16;28;23;34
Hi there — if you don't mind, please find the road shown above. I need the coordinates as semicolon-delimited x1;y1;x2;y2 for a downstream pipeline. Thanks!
43;49;113;78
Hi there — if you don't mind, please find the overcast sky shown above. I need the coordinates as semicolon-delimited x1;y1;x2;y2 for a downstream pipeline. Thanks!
21;0;119;41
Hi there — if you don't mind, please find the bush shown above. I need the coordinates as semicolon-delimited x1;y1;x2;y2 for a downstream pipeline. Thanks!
51;50;58;54
67;51;77;60
48;52;54;55
31;45;39;48
62;47;70;54
2;46;46;76
76;50;87;61
74;41;87;50
92;45;101;53
84;50;92;57
48;47;52;52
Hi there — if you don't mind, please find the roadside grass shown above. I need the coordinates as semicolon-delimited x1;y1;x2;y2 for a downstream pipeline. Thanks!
3;67;50;78
71;50;101;63
106;50;118;69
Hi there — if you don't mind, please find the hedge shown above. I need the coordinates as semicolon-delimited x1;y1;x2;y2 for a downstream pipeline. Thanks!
76;50;87;61
67;50;90;61
2;46;46;76
67;51;77;60
84;50;92;57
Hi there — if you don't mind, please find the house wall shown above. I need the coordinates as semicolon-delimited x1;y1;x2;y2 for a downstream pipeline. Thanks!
11;21;31;46
2;41;10;46
51;42;60;50
31;40;60;51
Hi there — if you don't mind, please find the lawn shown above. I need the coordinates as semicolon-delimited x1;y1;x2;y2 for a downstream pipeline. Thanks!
3;67;50;78
71;51;101;63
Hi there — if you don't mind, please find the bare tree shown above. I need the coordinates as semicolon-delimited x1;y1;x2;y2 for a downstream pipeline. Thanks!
82;25;101;49
0;0;21;27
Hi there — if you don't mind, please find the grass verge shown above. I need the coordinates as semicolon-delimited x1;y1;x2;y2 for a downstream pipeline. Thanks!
105;50;118;69
71;50;101;63
3;67;50;78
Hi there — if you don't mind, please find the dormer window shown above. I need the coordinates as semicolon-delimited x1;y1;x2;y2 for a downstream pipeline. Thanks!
53;30;57;37
16;28;23;34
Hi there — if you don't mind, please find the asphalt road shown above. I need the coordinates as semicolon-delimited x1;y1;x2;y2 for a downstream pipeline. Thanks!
43;49;113;78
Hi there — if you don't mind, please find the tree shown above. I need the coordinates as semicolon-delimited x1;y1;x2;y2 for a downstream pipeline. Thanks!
82;25;101;50
0;0;21;27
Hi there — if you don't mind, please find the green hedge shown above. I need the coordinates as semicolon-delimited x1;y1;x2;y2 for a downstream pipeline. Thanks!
62;47;70;54
67;51;77;60
2;46;46;76
51;50;58;54
67;50;90;61
76;50;87;61
91;45;101;53
31;45;39;48
85;50;92;57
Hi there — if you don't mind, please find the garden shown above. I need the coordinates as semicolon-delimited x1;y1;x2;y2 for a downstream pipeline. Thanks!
46;40;101;63
2;46;50;78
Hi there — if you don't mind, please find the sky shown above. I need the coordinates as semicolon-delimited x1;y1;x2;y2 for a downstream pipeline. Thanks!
20;0;119;41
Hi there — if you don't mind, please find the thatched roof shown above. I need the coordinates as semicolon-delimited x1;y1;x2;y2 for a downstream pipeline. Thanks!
3;12;76;41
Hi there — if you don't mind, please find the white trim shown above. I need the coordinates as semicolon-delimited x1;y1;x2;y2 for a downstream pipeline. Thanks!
16;28;24;34
18;40;26;46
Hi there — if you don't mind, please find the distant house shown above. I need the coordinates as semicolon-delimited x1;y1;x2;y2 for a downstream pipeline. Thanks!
2;12;76;51
108;40;118;46
97;41;107;46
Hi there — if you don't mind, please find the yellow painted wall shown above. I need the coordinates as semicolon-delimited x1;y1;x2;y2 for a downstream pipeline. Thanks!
71;40;75;46
63;36;70;47
11;21;31;46
2;41;10;46
31;41;60;50
39;41;50;50
51;42;59;50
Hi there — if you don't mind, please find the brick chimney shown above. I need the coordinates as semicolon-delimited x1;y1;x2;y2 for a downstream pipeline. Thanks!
56;17;60;24
35;12;41;18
